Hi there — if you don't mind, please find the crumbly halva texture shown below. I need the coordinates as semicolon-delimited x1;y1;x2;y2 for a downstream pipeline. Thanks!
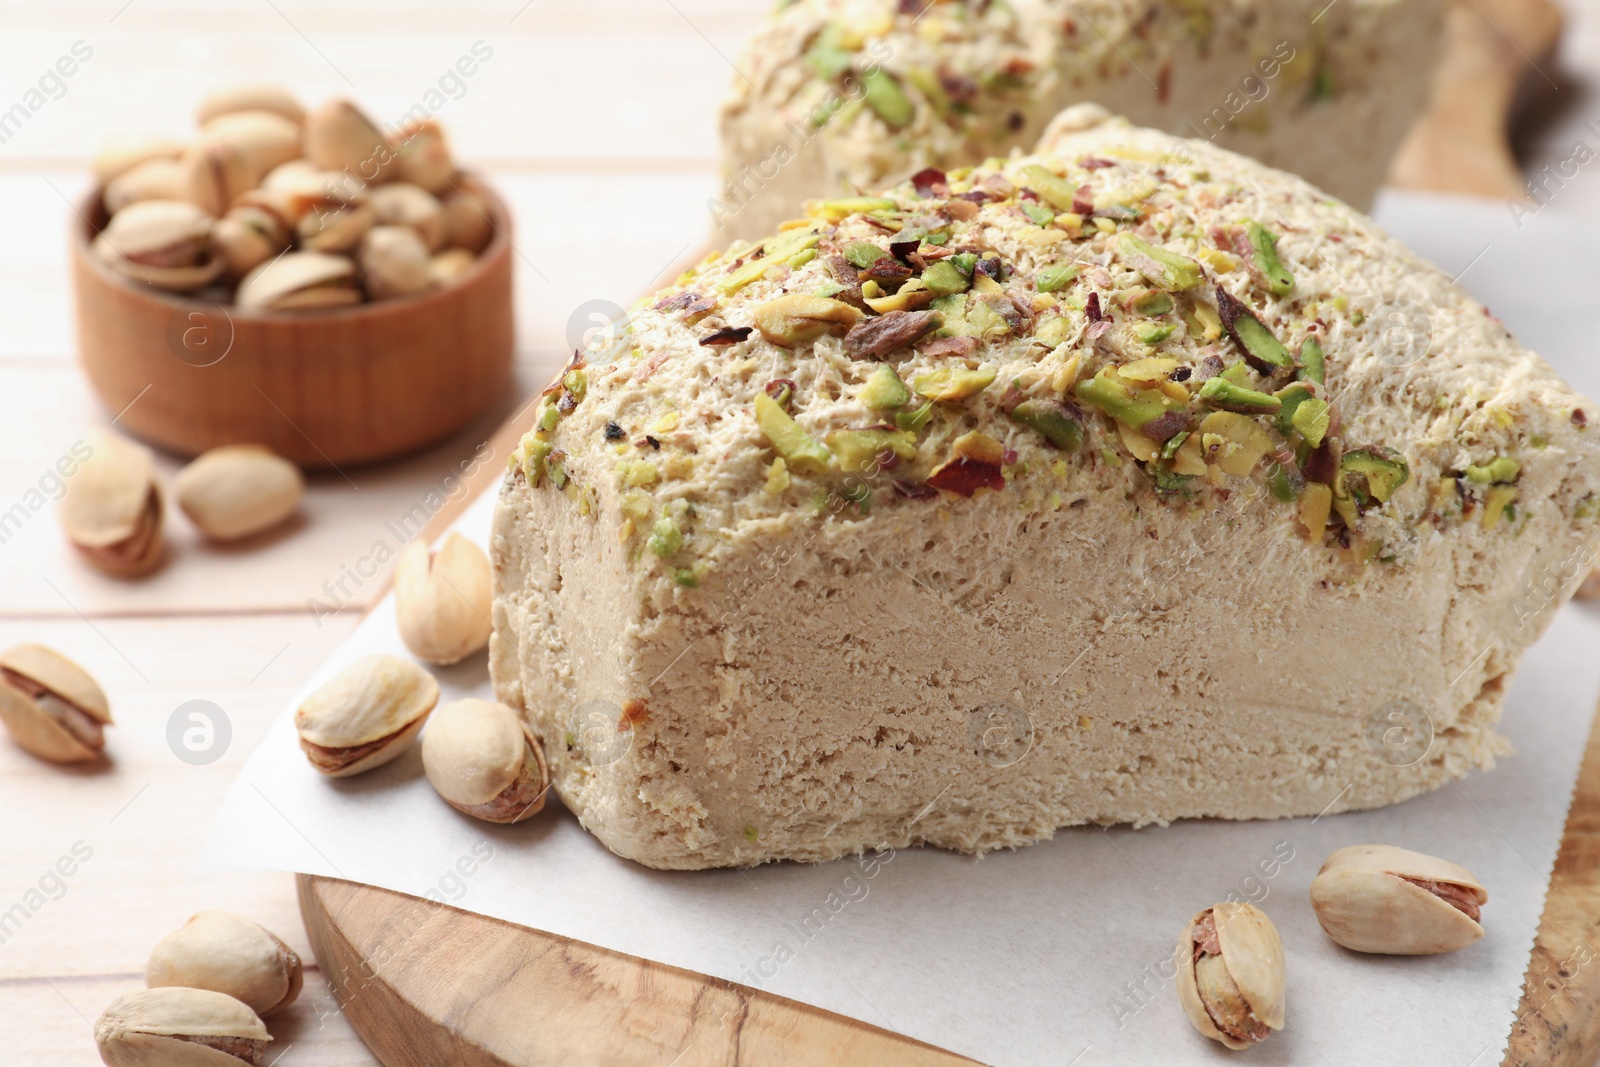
717;0;1443;240
492;110;1600;870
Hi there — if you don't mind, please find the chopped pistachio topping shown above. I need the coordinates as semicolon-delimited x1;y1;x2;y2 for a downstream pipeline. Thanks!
860;364;912;410
827;428;918;473
1298;337;1326;384
1196;377;1281;415
1119;234;1203;292
914;365;997;402
1035;265;1080;293
1020;164;1078;212
1216;286;1292;372
862;69;914;129
1341;447;1410;505
755;392;831;473
1464;457;1521;484
921;260;971;296
1244;221;1294;296
1008;398;1084;452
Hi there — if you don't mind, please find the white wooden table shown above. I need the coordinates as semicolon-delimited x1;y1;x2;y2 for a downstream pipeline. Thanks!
0;2;1595;1063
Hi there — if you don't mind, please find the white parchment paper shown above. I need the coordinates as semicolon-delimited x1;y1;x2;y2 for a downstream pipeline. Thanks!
211;196;1600;1066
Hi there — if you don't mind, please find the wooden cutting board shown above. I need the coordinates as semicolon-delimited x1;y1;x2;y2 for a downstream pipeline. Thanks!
300;2;1599;1062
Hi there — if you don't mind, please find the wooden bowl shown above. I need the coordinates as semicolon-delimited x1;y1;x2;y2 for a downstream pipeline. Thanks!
71;182;515;469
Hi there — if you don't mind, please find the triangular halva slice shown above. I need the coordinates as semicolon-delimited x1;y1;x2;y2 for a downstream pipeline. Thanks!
491;106;1600;870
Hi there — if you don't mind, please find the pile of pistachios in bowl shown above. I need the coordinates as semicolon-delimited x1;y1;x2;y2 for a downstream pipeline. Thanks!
90;85;496;310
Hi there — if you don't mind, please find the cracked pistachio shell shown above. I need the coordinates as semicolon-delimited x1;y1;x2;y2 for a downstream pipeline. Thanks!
58;433;164;577
95;987;269;1067
440;184;494;253
358;225;432;301
295;653;439;777
146;911;303;1018
0;644;111;763
296;201;375;255
175;446;303;542
93;200;225;294
369;183;445;251
428;248;477;288
104;158;188;214
1310;844;1486;955
197;84;305;127
394;533;492;665
390;120;454;193
178;112;301;219
304;99;396;182
92;136;186;186
236;252;360;313
1174;902;1284;1051
212;207;289;280
422;699;550;823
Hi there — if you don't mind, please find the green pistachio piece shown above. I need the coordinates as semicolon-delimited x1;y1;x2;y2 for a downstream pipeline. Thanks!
1298;336;1326;384
1035;265;1080;293
905;67;951;115
963;300;1010;338
845;242;887;268
1021;202;1056;226
804;23;855;80
860;364;911;410
862;69;914;129
810;197;899;222
921;260;971;296
826;428;918;473
1465;456;1521;484
1273;382;1314;435
1035;315;1072;347
1196;377;1282;415
1216;286;1292;372
648;517;682;557
1135;322;1175;345
1341;446;1410;505
717;229;821;294
536;403;560;432
1073;376;1171;428
673;567;699;588
1008;398;1084;452
754;392;831;473
1131;291;1174;317
950;252;978;276
895;400;935;433
1244;220;1294;296
562;369;587;404
1021;164;1079;212
1161;430;1190;460
520;437;553;487
1119;234;1203;292
1291;398;1330;448
913;365;997;402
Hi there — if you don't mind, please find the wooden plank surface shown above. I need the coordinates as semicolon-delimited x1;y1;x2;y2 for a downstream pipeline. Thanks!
0;0;1596;1063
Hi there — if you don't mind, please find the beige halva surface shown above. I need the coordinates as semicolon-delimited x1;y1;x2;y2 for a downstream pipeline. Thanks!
492;108;1600;870
718;0;1444;240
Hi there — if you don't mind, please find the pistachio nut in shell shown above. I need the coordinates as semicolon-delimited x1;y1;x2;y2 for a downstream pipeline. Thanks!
369;182;445;251
295;653;439;777
440;184;494;253
93;200;225;294
390;119;454;192
196;111;301;182
0;644;112;764
212;207;289;280
58;433;164;577
296;200;376;255
104;157;188;214
304;98;396;182
197;84;305;127
95;986;269;1067
175;446;303;542
146;911;303;1017
359;225;433;301
1310;844;1486;955
1174;902;1285;1050
92;135;186;185
394;533;493;665
423;699;550;823
236;252;360;313
429;248;477;288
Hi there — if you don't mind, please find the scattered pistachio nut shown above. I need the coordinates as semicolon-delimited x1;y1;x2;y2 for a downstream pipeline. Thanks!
294;653;439;777
421;699;550;824
58;432;164;577
95;986;270;1067
236;251;361;312
0;644;112;764
1310;844;1486;954
1175;902;1285;1050
212;205;290;280
304;98;395;182
146;911;303;1017
439;184;494;253
174;445;304;542
296;199;376;255
92;136;186;186
394;533;493;665
197;84;306;127
369;182;446;251
753;293;864;347
359;225;433;300
93;199;225;294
